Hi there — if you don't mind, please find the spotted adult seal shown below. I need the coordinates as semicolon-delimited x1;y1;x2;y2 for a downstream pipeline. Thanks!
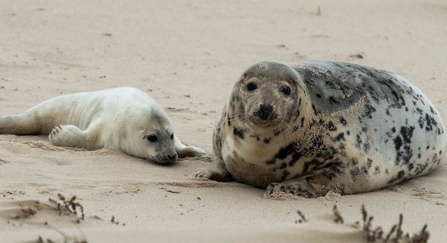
0;87;205;164
194;60;446;198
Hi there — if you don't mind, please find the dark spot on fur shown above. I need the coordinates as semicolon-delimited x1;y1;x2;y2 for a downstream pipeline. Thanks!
416;108;423;115
302;159;323;174
363;103;377;119
361;166;368;174
329;96;339;105
417;116;424;129
350;167;360;181
388;170;405;184
400;126;415;143
265;159;276;165
327;121;337;131
394;136;402;151
309;135;324;152
233;128;245;139
251;135;261;141
334;133;345;142
274;143;296;160
274;129;283;137
280;170;290;181
287;149;303;167
425;113;438;131
374;166;380;175
355;134;362;149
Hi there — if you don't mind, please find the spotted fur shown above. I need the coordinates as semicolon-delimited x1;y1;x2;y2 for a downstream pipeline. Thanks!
194;61;447;198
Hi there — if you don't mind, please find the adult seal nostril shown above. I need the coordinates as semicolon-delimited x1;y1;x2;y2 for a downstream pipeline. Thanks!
257;104;274;120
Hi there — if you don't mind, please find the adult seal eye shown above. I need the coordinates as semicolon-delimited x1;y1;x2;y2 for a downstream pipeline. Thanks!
147;135;158;142
170;133;174;140
280;85;291;96
246;82;257;91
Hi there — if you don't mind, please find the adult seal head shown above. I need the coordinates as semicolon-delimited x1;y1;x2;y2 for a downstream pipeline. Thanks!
194;60;447;198
0;87;205;164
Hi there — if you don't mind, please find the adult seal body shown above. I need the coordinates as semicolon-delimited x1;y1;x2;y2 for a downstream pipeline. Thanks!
0;87;205;164
194;61;446;198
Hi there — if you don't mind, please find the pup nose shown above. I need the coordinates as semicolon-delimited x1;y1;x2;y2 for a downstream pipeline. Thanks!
257;104;274;120
167;153;178;161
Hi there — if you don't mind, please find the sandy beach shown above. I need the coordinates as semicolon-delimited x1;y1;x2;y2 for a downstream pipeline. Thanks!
1;0;447;242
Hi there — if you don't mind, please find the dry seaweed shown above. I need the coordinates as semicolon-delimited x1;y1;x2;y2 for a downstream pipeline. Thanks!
294;205;430;243
49;193;84;220
332;205;344;224
295;210;308;224
361;205;429;243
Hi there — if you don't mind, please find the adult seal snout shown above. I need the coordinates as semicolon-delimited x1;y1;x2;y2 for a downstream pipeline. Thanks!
194;60;447;198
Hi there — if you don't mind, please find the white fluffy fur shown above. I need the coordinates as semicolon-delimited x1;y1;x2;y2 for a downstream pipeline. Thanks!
0;87;205;164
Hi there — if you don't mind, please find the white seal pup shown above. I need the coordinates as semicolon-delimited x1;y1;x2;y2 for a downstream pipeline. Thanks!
0;87;205;164
194;60;447;198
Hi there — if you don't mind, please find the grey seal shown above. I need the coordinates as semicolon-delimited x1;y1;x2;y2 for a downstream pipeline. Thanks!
194;61;446;198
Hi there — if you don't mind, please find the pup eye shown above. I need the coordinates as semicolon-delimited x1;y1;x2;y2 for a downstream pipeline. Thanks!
246;82;257;91
280;85;291;96
170;133;174;140
147;135;158;142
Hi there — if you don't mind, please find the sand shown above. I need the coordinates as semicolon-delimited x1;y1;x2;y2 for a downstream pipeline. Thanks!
1;0;447;242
